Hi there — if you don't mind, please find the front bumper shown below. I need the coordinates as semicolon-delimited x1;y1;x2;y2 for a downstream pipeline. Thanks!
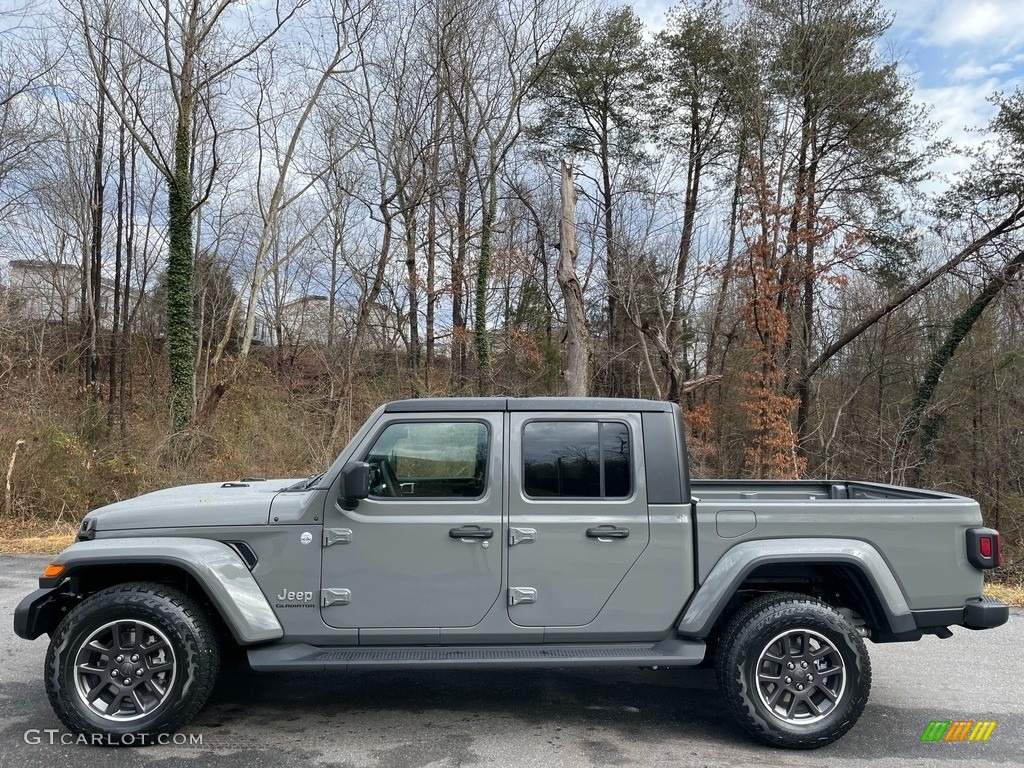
13;583;73;640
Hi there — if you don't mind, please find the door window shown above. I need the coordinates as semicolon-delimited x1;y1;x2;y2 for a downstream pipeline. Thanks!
522;421;632;499
364;421;489;498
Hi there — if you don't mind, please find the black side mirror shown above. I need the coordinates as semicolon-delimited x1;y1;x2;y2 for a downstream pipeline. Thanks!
339;461;370;510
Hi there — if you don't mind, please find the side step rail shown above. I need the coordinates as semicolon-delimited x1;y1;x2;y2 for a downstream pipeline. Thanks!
248;638;705;672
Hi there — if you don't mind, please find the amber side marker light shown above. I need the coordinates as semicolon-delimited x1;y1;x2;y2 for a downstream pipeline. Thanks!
42;563;65;579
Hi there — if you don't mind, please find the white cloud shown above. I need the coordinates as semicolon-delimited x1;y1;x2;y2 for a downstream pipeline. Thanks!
923;0;1024;47
885;0;945;37
950;60;1012;82
912;81;1002;190
882;1;1024;190
918;81;997;144
632;0;670;30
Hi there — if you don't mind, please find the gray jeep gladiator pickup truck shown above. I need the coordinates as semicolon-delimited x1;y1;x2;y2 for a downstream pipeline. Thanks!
14;397;1009;748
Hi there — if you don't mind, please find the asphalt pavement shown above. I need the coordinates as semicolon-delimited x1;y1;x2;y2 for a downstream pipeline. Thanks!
1;554;1021;767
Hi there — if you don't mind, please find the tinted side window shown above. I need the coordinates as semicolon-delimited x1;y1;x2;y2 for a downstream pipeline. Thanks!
522;421;632;499
602;422;631;497
365;422;488;498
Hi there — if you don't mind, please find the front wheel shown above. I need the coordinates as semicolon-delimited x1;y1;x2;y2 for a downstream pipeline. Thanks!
45;582;220;744
715;593;871;749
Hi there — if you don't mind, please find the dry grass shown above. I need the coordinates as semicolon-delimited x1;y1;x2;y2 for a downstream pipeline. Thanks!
0;518;76;555
986;582;1024;607
986;556;1024;606
1;533;75;554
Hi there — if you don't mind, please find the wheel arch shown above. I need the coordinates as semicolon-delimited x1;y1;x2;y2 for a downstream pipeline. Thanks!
677;538;915;640
720;561;893;639
32;538;282;645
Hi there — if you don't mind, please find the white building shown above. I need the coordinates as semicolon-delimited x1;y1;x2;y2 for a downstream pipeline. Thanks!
259;295;407;350
4;259;132;329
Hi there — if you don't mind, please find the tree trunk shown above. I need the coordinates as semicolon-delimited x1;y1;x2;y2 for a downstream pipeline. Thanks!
669;94;702;347
167;115;196;432
474;172;497;395
452;148;470;388
86;39;107;397
405;207;420;395
328;218;341;349
706;143;744;379
557;161;589;397
600;130;616;345
330;214;394;446
108;122;125;422
799;202;1024;385
795;154;820;455
119;141;136;437
425;87;443;383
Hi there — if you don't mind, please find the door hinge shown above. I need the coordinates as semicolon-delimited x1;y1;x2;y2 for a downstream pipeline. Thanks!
509;527;536;546
323;528;353;547
321;588;351;607
508;587;537;606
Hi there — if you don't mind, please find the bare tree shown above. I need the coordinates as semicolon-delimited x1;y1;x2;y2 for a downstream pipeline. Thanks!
557;161;588;395
198;0;368;419
77;0;308;432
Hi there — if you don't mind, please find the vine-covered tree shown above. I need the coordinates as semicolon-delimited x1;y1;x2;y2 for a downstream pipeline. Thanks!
77;0;305;432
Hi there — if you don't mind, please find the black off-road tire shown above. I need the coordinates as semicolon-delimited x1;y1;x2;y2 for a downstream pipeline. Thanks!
45;582;220;745
715;592;871;749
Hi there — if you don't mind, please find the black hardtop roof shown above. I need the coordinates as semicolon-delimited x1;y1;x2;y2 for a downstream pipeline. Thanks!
384;397;675;413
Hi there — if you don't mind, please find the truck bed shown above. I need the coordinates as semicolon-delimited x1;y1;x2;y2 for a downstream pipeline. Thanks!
688;479;982;611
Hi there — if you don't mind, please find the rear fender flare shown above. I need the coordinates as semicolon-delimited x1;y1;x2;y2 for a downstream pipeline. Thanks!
677;538;913;637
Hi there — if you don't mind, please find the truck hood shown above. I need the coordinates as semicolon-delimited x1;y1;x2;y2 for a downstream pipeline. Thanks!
84;479;304;532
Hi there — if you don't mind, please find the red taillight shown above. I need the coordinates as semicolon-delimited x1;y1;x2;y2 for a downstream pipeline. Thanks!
979;536;992;559
966;527;1001;570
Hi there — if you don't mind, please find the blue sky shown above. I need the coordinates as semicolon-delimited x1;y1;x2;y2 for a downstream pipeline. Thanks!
635;0;1024;183
885;0;1024;178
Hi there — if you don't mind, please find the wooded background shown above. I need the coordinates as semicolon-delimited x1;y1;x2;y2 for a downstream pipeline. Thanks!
1;0;1022;578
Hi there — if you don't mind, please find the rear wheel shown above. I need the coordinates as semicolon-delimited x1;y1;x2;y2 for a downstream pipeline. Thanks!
45;582;220;744
715;593;871;749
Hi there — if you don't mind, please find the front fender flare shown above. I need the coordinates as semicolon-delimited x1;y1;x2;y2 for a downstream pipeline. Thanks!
42;537;283;644
677;538;914;637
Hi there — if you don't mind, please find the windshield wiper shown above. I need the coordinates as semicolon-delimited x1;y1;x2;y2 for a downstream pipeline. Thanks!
284;472;324;491
302;471;326;490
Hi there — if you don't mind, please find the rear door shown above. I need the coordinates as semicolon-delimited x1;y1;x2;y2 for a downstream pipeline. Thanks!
506;411;649;627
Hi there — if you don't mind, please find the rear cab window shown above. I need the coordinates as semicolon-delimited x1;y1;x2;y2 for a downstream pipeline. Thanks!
522;421;632;499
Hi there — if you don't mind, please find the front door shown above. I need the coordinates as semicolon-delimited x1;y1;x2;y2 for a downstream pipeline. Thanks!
321;413;503;630
507;412;650;627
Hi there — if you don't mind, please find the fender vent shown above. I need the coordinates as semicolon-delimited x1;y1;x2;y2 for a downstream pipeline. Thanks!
224;541;258;570
77;517;97;541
